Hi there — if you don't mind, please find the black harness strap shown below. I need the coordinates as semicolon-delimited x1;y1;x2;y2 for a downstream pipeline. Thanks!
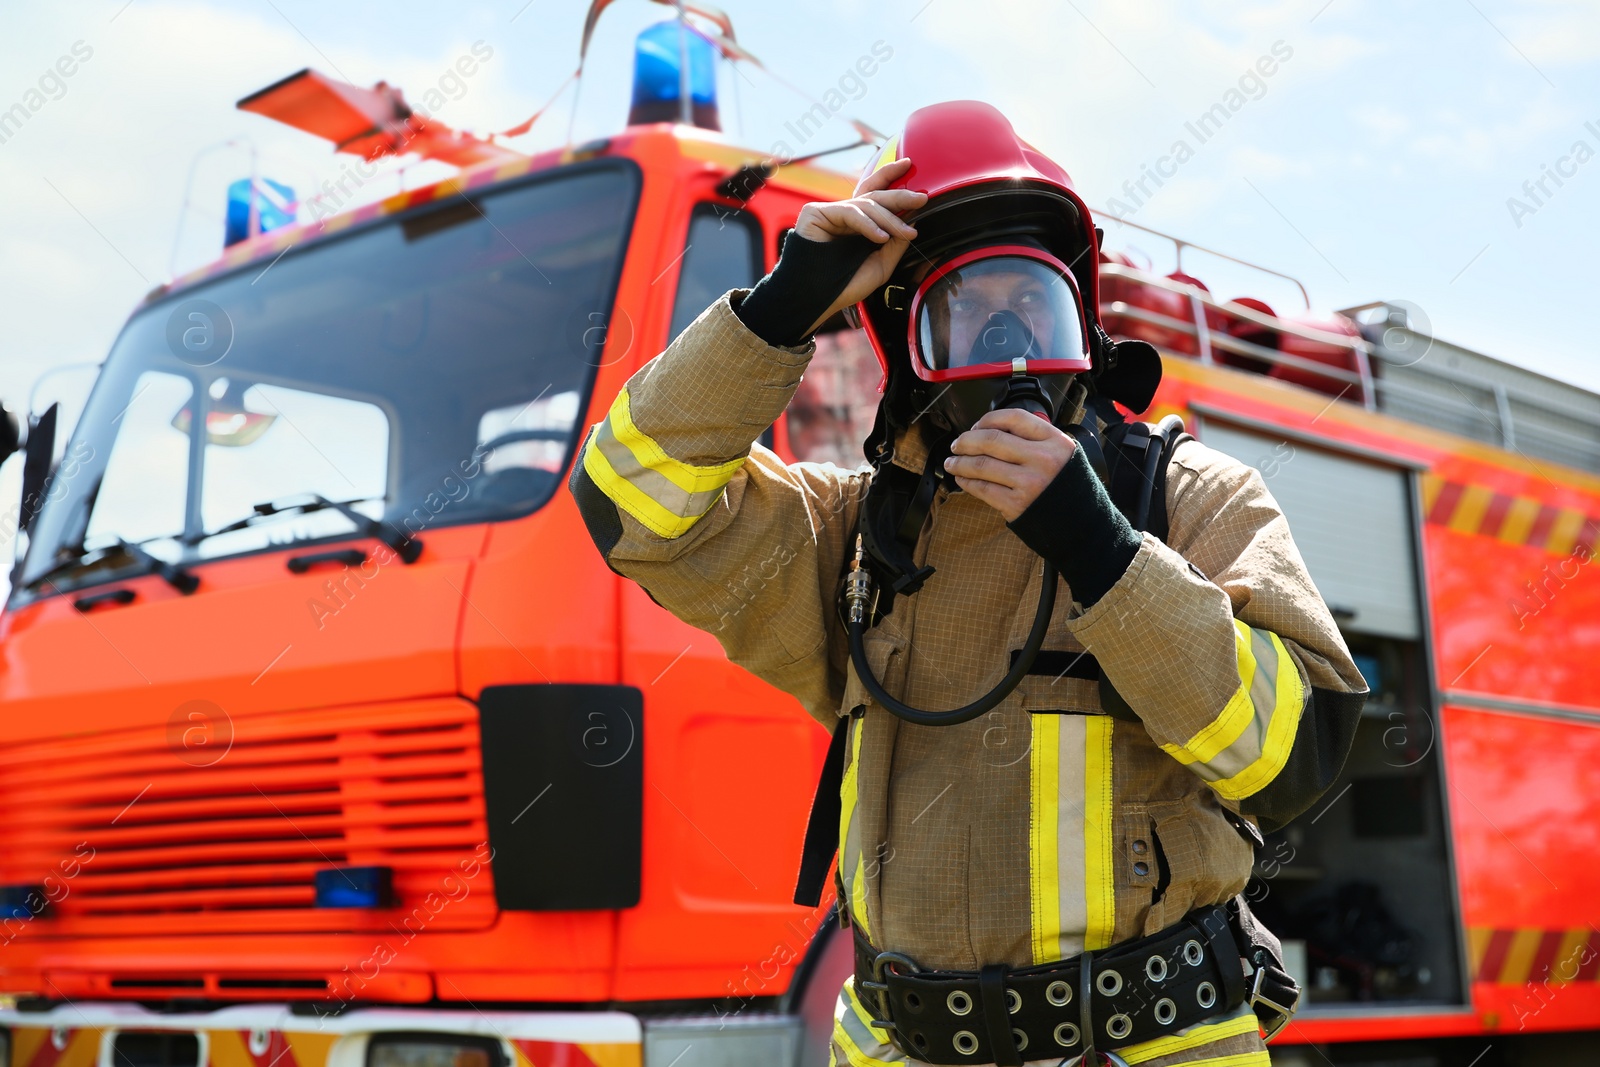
1102;413;1191;543
1008;648;1101;680
854;442;950;625
793;713;853;907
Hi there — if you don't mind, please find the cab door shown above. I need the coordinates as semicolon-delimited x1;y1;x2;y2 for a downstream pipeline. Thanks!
612;197;835;1001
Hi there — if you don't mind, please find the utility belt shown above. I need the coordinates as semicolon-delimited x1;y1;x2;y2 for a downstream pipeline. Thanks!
852;899;1299;1066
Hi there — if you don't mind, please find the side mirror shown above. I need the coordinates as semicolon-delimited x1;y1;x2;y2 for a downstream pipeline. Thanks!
0;401;17;466
18;403;58;536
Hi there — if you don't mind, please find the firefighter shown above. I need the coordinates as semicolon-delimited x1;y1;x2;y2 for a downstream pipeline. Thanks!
570;101;1368;1067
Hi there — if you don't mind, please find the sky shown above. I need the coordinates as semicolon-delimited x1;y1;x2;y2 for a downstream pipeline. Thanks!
1;0;1598;564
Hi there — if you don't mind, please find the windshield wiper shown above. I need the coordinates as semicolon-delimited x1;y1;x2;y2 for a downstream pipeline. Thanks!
192;494;375;542
192;494;422;564
25;537;198;595
310;494;423;564
117;538;199;593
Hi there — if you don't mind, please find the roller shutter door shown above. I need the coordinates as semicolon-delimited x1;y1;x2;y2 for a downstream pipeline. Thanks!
1196;421;1420;640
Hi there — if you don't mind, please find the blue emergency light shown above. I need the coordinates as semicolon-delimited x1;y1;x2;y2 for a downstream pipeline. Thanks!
314;865;393;908
225;176;296;247
628;19;719;130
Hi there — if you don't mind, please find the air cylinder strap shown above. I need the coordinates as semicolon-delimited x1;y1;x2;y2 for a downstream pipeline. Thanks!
793;713;852;907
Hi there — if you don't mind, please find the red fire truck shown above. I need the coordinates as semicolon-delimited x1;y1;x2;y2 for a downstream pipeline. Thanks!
0;5;1596;1066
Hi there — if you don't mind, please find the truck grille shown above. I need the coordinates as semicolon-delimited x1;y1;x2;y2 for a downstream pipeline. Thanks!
0;697;496;935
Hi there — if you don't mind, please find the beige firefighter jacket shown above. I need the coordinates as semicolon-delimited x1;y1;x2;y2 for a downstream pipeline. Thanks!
572;292;1369;1066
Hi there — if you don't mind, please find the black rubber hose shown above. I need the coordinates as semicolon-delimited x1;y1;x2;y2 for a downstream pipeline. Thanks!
848;563;1060;727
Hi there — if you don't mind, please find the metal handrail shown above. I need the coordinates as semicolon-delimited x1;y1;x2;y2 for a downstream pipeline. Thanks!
1106;302;1367;390
1099;263;1600;447
1101;264;1373;355
1097;215;1313;309
1100;262;1600;467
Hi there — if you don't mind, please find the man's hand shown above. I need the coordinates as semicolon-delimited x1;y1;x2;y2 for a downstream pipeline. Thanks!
794;157;928;335
944;409;1078;522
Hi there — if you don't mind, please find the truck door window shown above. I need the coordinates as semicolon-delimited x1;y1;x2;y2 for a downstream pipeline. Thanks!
783;325;880;469
667;205;761;344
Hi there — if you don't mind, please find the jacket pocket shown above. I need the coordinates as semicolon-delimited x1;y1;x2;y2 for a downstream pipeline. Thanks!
1140;793;1255;937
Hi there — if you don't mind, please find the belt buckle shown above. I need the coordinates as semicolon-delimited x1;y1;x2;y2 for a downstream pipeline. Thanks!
859;950;920;1033
1249;963;1301;1040
1074;1053;1131;1067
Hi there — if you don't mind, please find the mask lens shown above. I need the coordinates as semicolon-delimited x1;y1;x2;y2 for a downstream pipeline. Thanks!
915;255;1085;374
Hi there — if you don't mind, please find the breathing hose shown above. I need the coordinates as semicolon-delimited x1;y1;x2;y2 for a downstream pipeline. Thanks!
842;373;1085;727
845;535;1059;727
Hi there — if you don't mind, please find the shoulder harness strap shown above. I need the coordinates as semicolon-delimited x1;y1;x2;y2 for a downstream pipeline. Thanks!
1094;410;1192;720
848;415;953;624
1101;412;1192;542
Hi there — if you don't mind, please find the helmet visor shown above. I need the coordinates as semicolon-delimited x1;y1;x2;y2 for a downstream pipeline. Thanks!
912;249;1091;379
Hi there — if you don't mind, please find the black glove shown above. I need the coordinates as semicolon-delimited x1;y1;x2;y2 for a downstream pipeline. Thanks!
734;230;878;347
1006;445;1143;607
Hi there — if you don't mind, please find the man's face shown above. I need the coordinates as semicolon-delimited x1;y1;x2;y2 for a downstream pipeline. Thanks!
916;255;1080;372
944;269;1056;364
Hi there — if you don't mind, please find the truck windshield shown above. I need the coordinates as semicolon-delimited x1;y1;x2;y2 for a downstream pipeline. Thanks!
16;159;639;600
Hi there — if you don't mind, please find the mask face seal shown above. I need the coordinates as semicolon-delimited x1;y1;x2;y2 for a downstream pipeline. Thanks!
905;245;1091;430
910;246;1091;379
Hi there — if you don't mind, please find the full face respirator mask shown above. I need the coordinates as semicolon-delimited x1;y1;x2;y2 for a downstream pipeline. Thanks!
905;241;1093;430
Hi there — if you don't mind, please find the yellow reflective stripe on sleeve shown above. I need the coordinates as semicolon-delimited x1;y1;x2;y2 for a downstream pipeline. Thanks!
1084;715;1116;951
1162;619;1257;767
839;716;871;940
1208;633;1304;799
582;388;745;539
1118;1006;1261;1063
1161;622;1305;801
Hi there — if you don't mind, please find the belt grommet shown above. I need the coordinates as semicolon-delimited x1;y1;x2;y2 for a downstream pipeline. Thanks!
947;989;973;1016
1197;980;1217;1009
1106;1013;1133;1040
1145;953;1169;982
1012;1028;1029;1052
1006;988;1022;1015
1053;1022;1080;1047
1154;997;1177;1025
1096;968;1123;996
952;1030;979;1055
1046;979;1072;1006
1183;939;1204;967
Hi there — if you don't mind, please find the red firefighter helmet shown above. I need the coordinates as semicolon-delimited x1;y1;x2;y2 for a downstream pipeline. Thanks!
851;101;1107;432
